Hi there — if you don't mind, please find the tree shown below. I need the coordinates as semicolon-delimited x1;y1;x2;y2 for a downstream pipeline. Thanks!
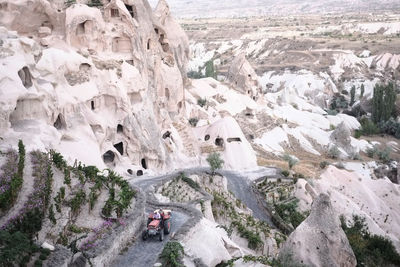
205;60;216;79
207;153;224;174
350;85;356;106
360;83;365;98
372;83;396;123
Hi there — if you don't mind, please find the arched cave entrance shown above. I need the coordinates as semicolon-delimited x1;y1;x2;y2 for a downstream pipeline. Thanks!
136;170;143;176
215;137;224;147
91;101;95;110
227;138;242;143
204;134;210;141
117;124;123;133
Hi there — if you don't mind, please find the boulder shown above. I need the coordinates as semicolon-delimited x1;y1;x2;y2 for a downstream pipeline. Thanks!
278;193;357;267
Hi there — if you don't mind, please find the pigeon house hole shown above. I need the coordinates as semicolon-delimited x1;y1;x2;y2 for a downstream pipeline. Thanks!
141;158;147;169
137;170;143;176
204;134;210;141
127;169;133;175
162;131;171;139
91;101;95;110
113;142;123;155
18;66;33;88
103;150;115;163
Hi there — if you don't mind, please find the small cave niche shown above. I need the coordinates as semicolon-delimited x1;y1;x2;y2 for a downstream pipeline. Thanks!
91;100;95;110
76;21;85;35
117;124;123;133
141;158;147;169
162;131;171;139
136;170;143;176
177;101;183;109
204;134;210;141
18;66;32;88
53;114;66;130
154;28;159;34
127;169;133;175
227;137;242;143
129;92;142;105
79;63;91;71
147;39;151;50
126;59;134;66
103;150;115;163
165;88;170;100
124;4;136;18
113;142;124;155
215;137;224;147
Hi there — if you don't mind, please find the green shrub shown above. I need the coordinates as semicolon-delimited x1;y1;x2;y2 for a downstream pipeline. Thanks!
377;147;391;162
160;242;184;267
283;154;298;170
179;173;200;190
231;221;263;250
350;85;356;106
207;153;224;174
39;254;47;261
359;118;380;136
188;118;199;127
341;215;400;266
68;189;86;215
327;146;340;159
274;200;308;229
34;259;42;267
281;170;290;177
48;204;56;225
0;231;33;266
320;161;330;169
68;224;83;234
197;98;207;108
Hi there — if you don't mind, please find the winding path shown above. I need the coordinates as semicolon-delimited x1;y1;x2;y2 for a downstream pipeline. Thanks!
114;167;278;266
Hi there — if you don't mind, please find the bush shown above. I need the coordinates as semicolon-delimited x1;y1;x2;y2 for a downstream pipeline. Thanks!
320;161;329;169
34;259;42;267
274;200;308;229
341;215;400;266
377;147;391;162
188;118;199;127
281;170;290;177
327;146;340;159
283;154;298;170
378;118;400;139
366;146;377;158
179;173;200;190
160;242;184;267
359;118;380;136
207;153;224;174
39;254;47;260
197;98;207;108
231;221;263;250
0;231;33;266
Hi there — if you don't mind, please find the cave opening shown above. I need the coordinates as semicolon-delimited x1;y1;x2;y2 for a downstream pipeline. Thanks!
18;66;32;88
205;134;210;141
54;114;66;130
137;170;143;176
113;142;124;155
141;158;147;169
103;150;115;163
227;137;242;143
91;101;95;110
215;137;224;147
117;124;123;133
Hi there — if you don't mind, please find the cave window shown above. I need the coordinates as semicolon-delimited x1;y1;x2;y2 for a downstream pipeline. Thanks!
127;169;133;175
154;28;159;34
18;66;32;88
111;9;119;17
113;142;124;155
227;137;242;143
117;124;123;133
125;4;136;18
253;96;256;101
204;134;210;141
103;150;115;163
141;158;147;169
91;101;95;110
165;88;170;100
163;131;171;139
136;170;143;176
54;114;66;130
177;101;183;109
126;59;134;66
215;137;224;147
247;90;251;94
147;39;151;50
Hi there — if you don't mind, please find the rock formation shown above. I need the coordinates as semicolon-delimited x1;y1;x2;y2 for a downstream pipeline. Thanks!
227;53;261;101
330;122;356;156
278;193;357;267
0;0;189;172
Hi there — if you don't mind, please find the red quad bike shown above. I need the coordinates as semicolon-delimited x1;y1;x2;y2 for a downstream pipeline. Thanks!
142;209;172;241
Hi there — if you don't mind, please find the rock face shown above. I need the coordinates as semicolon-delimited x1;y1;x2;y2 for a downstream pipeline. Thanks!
0;0;190;171
278;193;357;267
227;53;261;101
330;122;355;156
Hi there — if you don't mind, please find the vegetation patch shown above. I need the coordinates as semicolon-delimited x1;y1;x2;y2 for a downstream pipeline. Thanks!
160;241;184;267
341;215;400;267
